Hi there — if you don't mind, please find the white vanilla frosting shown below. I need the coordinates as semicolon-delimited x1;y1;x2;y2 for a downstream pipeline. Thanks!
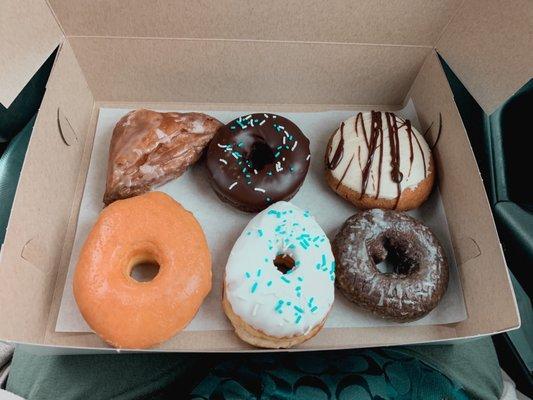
326;111;432;199
225;201;335;338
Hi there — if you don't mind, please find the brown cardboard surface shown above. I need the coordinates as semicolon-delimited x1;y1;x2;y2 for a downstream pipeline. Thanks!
0;42;94;343
39;53;516;351
48;0;461;46
0;0;63;107
0;1;521;350
69;37;430;106
437;0;533;113
408;51;519;336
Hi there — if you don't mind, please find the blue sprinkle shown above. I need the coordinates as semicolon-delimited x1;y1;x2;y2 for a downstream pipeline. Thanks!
275;300;284;312
281;276;291;284
264;257;269;263
251;282;258;293
310;306;318;313
267;210;281;218
308;297;315;307
245;272;251;278
316;263;321;270
330;261;336;272
297;292;302;298
295;286;302;290
295;315;302;324
295;261;301;266
246;231;251;236
258;229;264;237
257;269;262;277
294;306;304;313
297;276;304;282
321;254;326;266
274;151;280;158
267;280;273;287
237;142;244;147
286;301;292;306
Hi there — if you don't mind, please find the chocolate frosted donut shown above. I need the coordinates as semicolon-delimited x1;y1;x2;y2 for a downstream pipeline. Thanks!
206;114;310;212
333;209;448;321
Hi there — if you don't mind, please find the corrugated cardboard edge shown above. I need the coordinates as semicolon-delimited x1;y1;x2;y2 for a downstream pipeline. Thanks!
0;0;63;107
407;50;520;336
436;0;533;114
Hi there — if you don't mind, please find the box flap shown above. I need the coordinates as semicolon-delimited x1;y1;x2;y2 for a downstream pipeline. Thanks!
48;0;461;46
0;0;63;107
437;0;533;114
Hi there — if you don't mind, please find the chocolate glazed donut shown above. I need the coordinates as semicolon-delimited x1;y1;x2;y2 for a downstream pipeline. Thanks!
206;114;311;212
333;209;448;321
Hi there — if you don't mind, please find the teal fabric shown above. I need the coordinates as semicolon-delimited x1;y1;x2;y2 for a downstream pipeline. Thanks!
0;115;35;244
7;338;503;399
190;349;470;400
0;50;55;144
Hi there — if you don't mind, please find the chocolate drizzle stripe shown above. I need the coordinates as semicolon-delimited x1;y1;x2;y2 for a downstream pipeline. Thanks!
326;122;345;170
336;154;354;190
385;112;403;209
430;113;443;150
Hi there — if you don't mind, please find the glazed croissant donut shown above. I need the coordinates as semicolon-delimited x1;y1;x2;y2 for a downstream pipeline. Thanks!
104;109;223;205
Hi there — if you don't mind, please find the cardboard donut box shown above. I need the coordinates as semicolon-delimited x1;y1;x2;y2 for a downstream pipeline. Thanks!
0;0;530;352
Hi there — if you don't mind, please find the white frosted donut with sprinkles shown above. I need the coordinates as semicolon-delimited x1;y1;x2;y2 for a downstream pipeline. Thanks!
222;201;335;348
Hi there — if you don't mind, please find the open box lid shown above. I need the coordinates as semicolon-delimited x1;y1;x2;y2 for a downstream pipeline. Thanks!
1;0;531;113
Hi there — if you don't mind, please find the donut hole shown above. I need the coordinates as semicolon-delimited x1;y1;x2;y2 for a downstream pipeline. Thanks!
248;141;276;171
130;261;160;282
373;238;418;277
273;254;296;274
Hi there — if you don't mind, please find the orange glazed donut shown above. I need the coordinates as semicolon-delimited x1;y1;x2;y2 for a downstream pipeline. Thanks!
73;191;211;349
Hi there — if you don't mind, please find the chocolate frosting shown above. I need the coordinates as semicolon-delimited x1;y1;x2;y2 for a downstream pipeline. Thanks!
333;209;448;321
104;109;222;204
206;114;310;212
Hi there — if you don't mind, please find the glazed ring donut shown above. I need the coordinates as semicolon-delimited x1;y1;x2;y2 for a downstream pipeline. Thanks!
206;113;311;212
223;201;335;348
73;192;211;348
325;111;434;211
333;209;448;321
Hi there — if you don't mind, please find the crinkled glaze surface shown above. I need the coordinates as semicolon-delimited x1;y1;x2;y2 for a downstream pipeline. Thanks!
333;209;448;321
104;109;223;204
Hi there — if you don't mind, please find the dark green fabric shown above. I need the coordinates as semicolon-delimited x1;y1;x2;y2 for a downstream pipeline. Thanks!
7;339;503;399
7;350;210;400
394;339;503;400
0;115;35;244
190;349;470;400
0;50;56;144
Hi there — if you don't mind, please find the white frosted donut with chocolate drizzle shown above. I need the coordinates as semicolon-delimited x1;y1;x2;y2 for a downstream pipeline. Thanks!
325;111;434;210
